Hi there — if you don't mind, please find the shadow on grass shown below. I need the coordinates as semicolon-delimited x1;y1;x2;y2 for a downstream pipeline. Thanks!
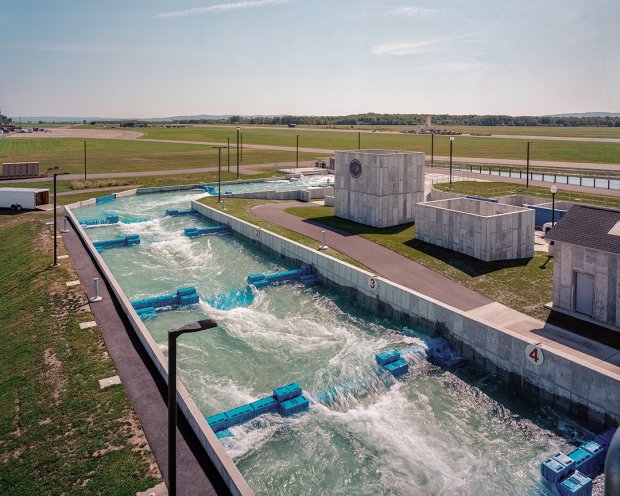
300;214;412;237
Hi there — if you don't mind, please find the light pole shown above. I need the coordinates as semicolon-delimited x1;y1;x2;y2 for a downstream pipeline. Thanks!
83;140;87;181
449;137;455;187
431;132;434;166
168;319;218;496
236;127;240;178
550;183;557;227
227;137;230;173
526;141;532;188
49;169;68;267
296;134;300;168
213;146;226;203
240;133;243;164
358;131;361;149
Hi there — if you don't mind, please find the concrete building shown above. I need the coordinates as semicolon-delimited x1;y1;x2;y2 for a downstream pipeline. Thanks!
334;150;425;227
414;198;535;261
545;205;620;330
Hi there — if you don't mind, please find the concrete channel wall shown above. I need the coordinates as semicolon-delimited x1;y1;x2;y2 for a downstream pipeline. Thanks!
65;200;255;496
192;199;620;428
225;186;334;202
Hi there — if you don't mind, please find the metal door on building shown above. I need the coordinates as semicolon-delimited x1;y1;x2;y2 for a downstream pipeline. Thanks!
574;272;594;317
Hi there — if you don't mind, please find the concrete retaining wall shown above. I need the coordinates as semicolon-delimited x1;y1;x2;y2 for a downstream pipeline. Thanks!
65;200;255;496
225;186;333;202
192;200;619;428
415;198;535;261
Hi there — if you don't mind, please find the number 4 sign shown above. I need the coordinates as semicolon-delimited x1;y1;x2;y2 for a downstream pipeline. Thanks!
525;343;544;366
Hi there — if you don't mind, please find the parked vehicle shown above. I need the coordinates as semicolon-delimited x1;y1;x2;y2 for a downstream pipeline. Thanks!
0;187;50;211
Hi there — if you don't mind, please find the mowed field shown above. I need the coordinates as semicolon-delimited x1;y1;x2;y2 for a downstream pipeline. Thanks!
138;126;620;165
0;138;320;175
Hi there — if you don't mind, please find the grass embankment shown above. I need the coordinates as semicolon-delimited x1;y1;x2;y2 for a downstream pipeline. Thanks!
285;206;553;321
435;181;620;209
0;138;319;175
197;197;368;270
0;217;159;495
137;126;620;165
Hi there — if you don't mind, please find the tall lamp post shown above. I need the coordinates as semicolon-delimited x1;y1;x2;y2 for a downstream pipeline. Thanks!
449;137;455;187
550;183;557;227
168;319;218;496
49;169;68;267
83;140;87;181
296;134;300;168
213;145;226;203
227;137;230;173
526;141;532;188
240;133;243;164
431;132;434;166
358;132;361;149
236;127;240;179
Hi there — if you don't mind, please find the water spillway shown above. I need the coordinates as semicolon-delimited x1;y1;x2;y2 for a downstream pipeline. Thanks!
71;186;601;496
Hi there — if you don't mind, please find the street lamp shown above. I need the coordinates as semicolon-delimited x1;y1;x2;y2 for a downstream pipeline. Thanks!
83;140;87;181
358;131;361;149
212;146;226;203
48;168;69;267
526;141;532;188
236;127;240;179
431;132;434;166
240;133;243;164
550;183;558;227
227;137;230;173
449;137;455;187
296;134;300;168
167;319;218;496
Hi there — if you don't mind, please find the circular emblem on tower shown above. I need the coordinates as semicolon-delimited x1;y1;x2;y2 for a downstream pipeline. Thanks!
349;159;362;178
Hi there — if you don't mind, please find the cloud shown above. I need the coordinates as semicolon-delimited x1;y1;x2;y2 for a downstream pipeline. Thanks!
0;42;117;54
154;0;290;19
371;33;480;56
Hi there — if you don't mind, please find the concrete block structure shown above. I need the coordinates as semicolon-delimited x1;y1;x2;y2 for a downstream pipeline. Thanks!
546;205;620;330
334;150;425;227
415;198;535;261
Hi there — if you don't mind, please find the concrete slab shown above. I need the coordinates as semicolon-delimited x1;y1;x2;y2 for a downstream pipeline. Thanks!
79;321;97;330
58;254;70;259
137;482;168;496
66;280;81;287
99;375;121;389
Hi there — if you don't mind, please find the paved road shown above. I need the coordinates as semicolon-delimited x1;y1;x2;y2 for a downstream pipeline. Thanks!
61;223;231;496
251;202;492;312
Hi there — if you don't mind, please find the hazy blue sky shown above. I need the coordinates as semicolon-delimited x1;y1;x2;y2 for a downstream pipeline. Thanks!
2;0;619;118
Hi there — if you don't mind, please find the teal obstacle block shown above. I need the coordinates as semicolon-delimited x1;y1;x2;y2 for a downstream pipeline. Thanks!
250;397;278;416
216;429;233;439
384;359;408;377
277;395;310;417
80;215;119;227
557;470;592;496
184;226;231;238
226;404;255;427
375;349;401;366
568;448;596;477
204;286;255;311
207;413;229;432
93;234;140;252
165;209;195;217
273;383;302;402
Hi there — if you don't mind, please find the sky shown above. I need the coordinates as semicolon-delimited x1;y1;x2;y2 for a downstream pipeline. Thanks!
1;0;619;118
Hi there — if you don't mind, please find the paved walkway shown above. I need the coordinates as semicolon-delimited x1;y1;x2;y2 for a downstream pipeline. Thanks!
61;220;230;496
251;202;620;373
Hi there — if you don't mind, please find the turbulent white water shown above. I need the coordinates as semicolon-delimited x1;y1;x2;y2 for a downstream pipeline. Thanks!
73;188;595;496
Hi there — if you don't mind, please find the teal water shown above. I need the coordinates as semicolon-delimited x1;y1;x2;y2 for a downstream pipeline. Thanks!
73;189;591;496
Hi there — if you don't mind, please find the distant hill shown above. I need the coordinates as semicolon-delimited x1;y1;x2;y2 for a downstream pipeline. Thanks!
17;114;277;123
546;112;620;118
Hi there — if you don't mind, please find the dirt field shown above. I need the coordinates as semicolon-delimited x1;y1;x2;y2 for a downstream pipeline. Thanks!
8;128;144;140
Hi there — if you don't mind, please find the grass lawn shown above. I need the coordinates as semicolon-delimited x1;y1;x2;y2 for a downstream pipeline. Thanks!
285;206;554;321
0;138;319;175
196;197;368;270
0;216;159;495
136;125;620;165
435;181;620;208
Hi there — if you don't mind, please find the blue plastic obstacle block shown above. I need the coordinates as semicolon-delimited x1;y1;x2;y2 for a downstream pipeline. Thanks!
298;274;320;286
80;215;119;227
165;208;196;217
93;234;141;252
580;440;606;472
557;471;592;496
594;427;616;447
135;307;157;320
177;287;196;297
541;452;576;483
216;429;233;439
226;404;255;427
375;349;401;366
205;286;255;311
273;383;302;402
250;396;278;416
247;273;265;284
277;395;310;417
206;413;229;432
96;193;117;204
384;359;409;377
179;294;199;305
427;337;466;369
184;225;231;238
567;448;596;476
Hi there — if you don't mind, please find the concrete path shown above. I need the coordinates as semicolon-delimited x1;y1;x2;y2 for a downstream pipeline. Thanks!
251;202;620;372
61;222;231;496
251;202;492;312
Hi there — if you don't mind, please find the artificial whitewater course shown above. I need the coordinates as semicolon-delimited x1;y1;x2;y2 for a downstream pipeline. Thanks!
71;184;603;495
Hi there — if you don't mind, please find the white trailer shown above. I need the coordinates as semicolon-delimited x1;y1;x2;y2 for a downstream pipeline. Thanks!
0;187;50;211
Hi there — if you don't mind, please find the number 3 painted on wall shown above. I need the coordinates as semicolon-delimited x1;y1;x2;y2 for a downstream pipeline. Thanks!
525;343;544;366
369;277;377;290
